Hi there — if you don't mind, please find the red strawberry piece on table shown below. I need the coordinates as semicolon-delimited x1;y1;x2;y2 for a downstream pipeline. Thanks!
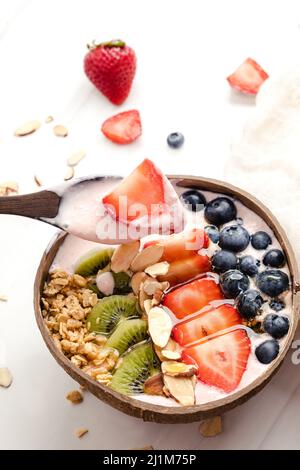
158;255;211;287
102;159;165;222
162;277;223;319
173;304;242;346
143;228;209;263
227;58;269;95
84;39;136;105
101;110;142;144
181;329;251;393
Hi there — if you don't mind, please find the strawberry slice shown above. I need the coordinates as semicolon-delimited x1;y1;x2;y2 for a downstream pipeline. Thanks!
173;304;242;346
162;277;223;319
182;329;251;393
102;159;165;221
227;58;269;95
101;109;142;144
143;228;209;263
158;255;211;287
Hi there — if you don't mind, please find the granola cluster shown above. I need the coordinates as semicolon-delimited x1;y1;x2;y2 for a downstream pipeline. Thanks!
42;270;119;385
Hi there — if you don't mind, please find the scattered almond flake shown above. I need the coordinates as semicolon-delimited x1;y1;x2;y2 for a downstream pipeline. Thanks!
145;261;170;278
34;175;43;187
66;389;83;404
0;180;19;196
67;150;86;167
143;279;162;296
143;299;152;315
111;241;140;273
161;349;181;360
144;373;164;396
163;375;195;406
74;427;89;438
64;166;75;181
14;120;41;136
0;295;8;302
161;361;197;377
131;271;147;295
0;367;13;388
130;245;164;272
53;124;68;137
45;115;54;123
199;416;222;437
148;306;172;348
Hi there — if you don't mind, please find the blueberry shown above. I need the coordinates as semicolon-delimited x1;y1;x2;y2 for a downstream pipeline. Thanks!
204;197;237;226
205;225;219;243
220;269;250;298
180;190;206;212
263;314;289;339
167;132;184;148
251;231;272;250
270;299;285;312
256;269;289;297
239;255;260;277
236;289;263;320
212;250;238;273
263;249;286;268
219;225;250;253
255;339;279;364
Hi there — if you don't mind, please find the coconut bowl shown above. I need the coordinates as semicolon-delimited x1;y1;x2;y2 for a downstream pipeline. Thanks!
34;175;300;423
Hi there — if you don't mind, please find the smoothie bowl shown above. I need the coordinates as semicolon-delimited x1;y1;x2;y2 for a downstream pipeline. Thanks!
34;160;300;423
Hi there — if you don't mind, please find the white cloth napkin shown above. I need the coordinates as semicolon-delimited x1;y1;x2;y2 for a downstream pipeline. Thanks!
224;68;300;266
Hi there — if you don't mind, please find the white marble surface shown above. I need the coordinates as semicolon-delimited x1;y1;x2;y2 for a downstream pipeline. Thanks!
0;0;300;450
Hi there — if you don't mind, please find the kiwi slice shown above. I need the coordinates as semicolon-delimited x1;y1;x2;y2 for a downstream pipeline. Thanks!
106;318;148;355
87;295;139;334
110;342;160;395
112;272;132;295
74;248;114;277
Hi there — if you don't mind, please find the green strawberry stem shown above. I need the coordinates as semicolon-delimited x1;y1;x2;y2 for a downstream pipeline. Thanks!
87;39;125;50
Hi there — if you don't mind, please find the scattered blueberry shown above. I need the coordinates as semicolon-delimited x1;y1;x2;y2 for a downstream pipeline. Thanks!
256;269;289;297
180;190;206;211
167;132;184;148
212;250;238;273
205;225;219;243
270;299;285;312
220;269;250;298
236;289;263;320
263;314;289;339
204;197;237;226
219;225;250;253
255;339;279;364
251;231;272;250
239;255;260;277
263;249;286;268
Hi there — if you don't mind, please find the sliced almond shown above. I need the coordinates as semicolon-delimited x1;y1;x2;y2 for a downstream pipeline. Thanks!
154;345;164;362
0;180;19;195
0;367;13;388
74;427;89;438
14;120;40;136
163;375;195;406
67;150;86;167
161;349;181;360
64;166;75;181
111;241;140;273
34;175;43;187
199;416;222;437
131;271;147;295
164;337;181;352
145;261;170;278
151;288;163;306
130;245;164;272
66;389;83;404
148;306;172;348
53;124;68;137
139;288;151;312
45;115;54;123
161;361;197;377
161;281;170;292
143;279;162;296
143;299;152;315
0;295;8;302
143;373;164;396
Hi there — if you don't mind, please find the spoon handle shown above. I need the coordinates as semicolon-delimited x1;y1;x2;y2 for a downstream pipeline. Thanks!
0;190;61;219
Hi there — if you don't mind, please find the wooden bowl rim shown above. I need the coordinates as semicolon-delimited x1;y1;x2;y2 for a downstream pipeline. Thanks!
34;175;300;423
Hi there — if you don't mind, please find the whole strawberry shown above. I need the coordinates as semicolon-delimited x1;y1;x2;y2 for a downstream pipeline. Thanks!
84;39;136;105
